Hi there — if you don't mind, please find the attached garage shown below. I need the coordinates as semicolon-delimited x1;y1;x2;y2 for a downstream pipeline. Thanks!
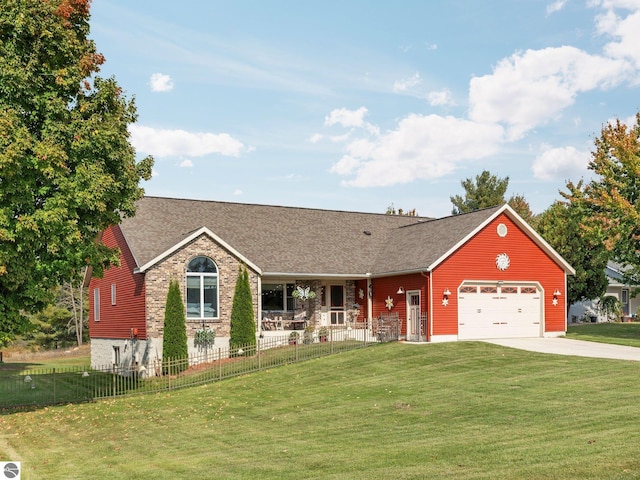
457;283;542;340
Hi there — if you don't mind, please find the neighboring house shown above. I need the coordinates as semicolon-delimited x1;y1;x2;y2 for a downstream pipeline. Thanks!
569;262;640;323
87;197;574;370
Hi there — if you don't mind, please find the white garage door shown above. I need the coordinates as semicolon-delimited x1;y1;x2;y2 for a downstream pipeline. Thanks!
458;284;541;340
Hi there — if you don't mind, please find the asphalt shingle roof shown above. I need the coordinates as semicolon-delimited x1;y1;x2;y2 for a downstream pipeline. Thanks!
371;206;502;275
119;197;435;276
117;197;573;278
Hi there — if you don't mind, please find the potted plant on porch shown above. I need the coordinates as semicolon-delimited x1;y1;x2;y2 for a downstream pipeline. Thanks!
318;326;329;343
289;331;299;345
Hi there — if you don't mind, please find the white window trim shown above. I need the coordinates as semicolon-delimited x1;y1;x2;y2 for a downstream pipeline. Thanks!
186;257;220;320
93;288;100;322
111;284;116;306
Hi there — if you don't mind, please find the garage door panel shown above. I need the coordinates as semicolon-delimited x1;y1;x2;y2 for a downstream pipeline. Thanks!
458;285;541;340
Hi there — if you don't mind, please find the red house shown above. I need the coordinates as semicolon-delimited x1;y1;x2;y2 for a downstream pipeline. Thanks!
87;197;574;369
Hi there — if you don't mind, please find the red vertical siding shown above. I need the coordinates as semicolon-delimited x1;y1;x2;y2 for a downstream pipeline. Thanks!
431;213;566;336
88;225;147;340
371;273;428;337
354;279;368;321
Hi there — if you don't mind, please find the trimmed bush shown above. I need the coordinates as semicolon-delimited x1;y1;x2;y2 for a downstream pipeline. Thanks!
230;265;255;355
162;279;188;374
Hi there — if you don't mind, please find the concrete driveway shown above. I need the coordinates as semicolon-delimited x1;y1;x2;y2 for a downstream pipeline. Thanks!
484;337;640;361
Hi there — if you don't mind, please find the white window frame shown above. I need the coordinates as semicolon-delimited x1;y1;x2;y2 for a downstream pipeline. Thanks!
111;284;116;306
186;257;220;320
93;288;100;322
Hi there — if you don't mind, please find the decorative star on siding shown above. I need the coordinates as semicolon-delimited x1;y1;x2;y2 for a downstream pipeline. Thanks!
552;297;559;306
385;296;394;310
442;297;449;307
359;288;365;299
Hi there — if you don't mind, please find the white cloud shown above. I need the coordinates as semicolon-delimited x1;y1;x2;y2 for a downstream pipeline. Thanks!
532;146;591;180
546;0;567;15
469;46;631;140
129;124;245;157
425;42;438;50
427;89;454;106
233;189;243;196
324;107;368;128
596;5;640;70
149;73;174;92
309;133;323;143
330;133;351;143
330;114;505;187
393;73;422;93
179;159;193;168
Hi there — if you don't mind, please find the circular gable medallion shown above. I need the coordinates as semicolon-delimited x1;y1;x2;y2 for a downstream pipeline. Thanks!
497;223;508;237
496;253;510;271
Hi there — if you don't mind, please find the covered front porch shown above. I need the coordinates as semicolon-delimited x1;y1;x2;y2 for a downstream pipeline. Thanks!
258;278;369;333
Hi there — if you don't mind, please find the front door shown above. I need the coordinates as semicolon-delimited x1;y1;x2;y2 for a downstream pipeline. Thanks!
407;291;421;341
330;285;345;325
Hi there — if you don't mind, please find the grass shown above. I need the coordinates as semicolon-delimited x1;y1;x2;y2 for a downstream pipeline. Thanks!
567;322;640;347
0;340;368;409
0;346;91;373
2;340;640;479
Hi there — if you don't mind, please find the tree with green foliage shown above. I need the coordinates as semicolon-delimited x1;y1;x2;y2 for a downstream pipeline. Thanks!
163;280;188;373
450;170;509;214
565;112;640;284
385;204;418;216
230;265;256;354
0;0;154;346
507;194;535;224
536;200;609;307
23;281;88;349
450;170;535;221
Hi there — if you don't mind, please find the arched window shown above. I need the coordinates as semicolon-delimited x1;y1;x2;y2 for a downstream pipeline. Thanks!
186;256;219;319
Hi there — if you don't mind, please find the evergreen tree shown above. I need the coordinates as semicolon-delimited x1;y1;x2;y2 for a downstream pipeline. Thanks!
230;265;256;355
162;279;188;373
450;170;509;214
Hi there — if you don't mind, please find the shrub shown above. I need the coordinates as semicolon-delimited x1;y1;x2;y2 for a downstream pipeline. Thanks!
230;265;256;355
303;325;315;344
162;279;188;374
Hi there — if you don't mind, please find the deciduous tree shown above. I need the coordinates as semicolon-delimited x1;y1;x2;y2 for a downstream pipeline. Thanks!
567;113;640;284
0;0;153;345
535;199;609;306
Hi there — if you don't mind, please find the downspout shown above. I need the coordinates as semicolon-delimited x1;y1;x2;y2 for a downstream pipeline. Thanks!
257;275;262;335
421;271;431;341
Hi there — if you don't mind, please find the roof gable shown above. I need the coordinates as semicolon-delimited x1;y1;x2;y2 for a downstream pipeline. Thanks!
371;204;575;276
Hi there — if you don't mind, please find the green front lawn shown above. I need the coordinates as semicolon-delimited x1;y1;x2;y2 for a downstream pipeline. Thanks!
1;341;640;479
567;322;640;347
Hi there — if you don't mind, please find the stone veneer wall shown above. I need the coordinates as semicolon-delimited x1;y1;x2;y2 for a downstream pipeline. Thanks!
143;234;259;359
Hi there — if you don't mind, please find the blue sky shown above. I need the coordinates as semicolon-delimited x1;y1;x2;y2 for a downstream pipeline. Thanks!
90;1;640;218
